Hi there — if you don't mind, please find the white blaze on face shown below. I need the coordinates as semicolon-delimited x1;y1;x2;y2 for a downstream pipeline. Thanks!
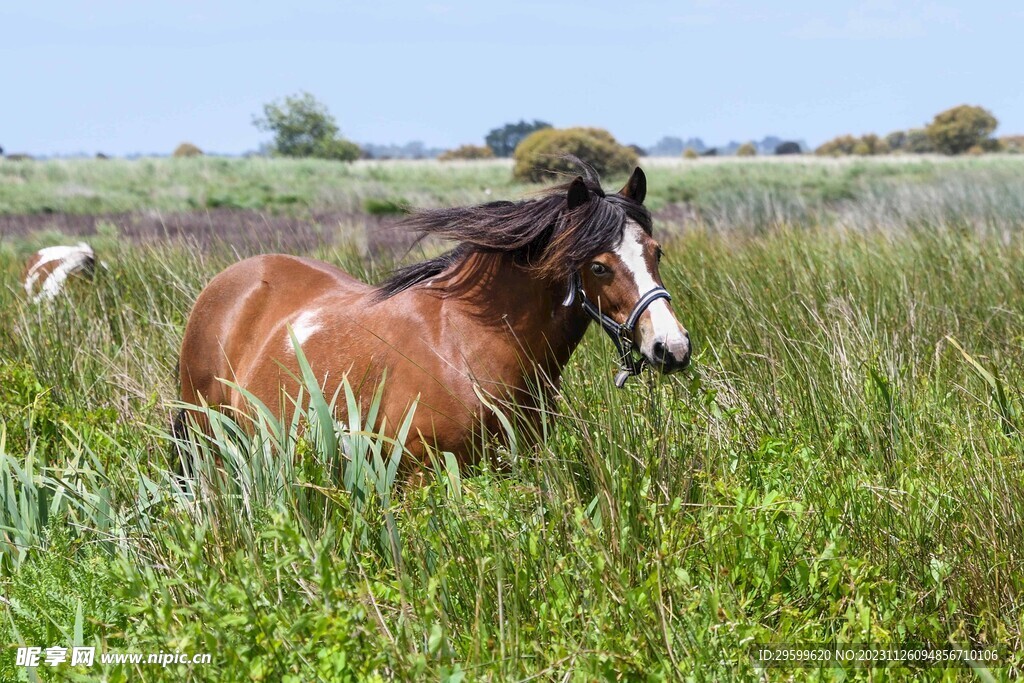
613;221;689;359
287;309;323;351
25;243;95;302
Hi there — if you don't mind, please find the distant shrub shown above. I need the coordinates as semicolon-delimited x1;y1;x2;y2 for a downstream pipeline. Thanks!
364;197;410;216
775;141;801;155
852;134;889;156
683;148;699;160
851;142;871;156
438;144;495;161
817;134;889;156
512;127;637;182
736;142;757;157
314;136;361;162
960;139;1001;156
904;128;934;153
885;131;908;152
628;144;647;157
816;135;858;156
926;104;998;155
999;136;1024;154
173;142;203;158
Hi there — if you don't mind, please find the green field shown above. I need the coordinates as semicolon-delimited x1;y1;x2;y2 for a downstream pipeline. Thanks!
1;157;1023;680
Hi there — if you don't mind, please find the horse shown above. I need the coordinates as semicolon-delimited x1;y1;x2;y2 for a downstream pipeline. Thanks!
177;167;691;471
22;242;97;303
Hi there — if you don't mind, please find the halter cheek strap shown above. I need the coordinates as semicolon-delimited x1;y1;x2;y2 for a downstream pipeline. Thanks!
566;271;672;388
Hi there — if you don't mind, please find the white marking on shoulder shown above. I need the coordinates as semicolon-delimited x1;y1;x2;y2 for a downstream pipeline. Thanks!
286;309;323;351
614;221;678;338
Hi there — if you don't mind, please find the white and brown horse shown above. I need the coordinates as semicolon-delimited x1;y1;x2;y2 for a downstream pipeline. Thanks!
178;168;690;470
22;242;97;303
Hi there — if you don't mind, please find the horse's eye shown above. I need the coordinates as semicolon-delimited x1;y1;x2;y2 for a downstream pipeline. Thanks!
655;247;664;263
590;262;610;276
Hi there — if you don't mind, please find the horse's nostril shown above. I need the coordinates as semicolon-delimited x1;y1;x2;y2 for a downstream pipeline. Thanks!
652;341;667;363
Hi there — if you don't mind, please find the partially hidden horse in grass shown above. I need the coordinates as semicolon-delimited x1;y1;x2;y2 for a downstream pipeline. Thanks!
177;167;690;470
22;242;97;303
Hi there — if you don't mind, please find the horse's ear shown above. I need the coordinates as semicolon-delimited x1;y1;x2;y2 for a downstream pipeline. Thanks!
566;176;590;210
619;167;647;204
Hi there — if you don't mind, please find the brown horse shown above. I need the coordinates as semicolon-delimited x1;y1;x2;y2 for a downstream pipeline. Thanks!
178;167;690;470
22;242;97;303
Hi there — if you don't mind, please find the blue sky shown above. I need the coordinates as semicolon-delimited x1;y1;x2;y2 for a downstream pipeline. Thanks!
2;1;1021;156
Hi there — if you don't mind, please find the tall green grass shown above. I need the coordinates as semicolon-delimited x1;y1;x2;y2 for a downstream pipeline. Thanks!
0;165;1023;679
0;157;519;215
3;155;1024;229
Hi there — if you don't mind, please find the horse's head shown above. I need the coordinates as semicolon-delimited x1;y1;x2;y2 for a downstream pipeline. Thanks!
568;168;691;382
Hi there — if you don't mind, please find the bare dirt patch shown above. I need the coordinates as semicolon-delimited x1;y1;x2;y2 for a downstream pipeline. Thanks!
0;205;692;256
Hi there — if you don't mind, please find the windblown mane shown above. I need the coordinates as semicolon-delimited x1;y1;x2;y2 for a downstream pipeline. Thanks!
375;170;651;300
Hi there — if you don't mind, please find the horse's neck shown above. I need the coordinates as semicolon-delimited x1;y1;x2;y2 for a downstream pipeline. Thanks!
446;252;590;380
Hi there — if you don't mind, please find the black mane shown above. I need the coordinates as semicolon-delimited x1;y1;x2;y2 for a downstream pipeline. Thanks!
375;171;650;300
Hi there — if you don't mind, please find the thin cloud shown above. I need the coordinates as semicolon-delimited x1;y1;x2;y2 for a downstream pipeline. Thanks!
791;1;963;40
667;13;717;26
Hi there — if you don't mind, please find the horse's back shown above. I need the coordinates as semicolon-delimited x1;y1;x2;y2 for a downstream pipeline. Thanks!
212;253;368;294
179;254;370;406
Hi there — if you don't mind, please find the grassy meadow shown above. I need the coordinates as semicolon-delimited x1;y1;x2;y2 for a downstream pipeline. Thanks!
1;155;1023;680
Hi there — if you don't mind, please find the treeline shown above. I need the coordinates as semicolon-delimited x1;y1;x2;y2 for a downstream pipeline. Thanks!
7;95;1022;163
816;105;1021;156
647;136;805;157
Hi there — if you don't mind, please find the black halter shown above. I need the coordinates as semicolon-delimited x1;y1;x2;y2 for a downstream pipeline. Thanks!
564;271;672;388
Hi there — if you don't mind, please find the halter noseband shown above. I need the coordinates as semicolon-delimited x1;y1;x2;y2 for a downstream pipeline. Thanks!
563;271;672;388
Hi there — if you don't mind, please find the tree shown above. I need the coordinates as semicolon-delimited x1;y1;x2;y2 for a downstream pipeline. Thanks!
775;141;802;155
512;127;637;182
253;92;360;161
485;120;552;157
925;105;998;155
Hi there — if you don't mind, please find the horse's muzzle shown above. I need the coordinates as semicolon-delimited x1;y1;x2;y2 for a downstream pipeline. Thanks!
650;332;691;373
